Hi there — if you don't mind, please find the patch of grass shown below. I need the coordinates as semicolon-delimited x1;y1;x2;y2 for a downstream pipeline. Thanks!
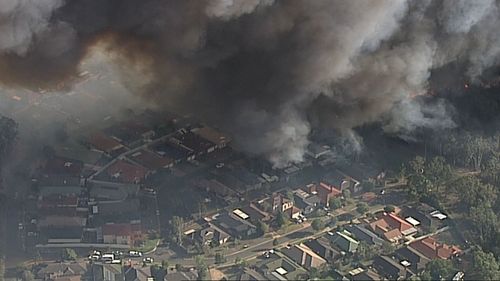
138;239;160;253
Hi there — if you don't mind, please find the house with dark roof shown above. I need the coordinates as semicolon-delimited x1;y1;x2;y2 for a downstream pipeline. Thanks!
124;265;153;281
346;224;384;246
255;252;307;280
238;268;266;281
211;212;256;239
91;263;124;281
152;140;194;162
395;246;431;272
164;270;198;281
192;126;231;149
330;230;360;253
170;131;216;156
104;120;155;148
36;262;87;281
281;243;327;269
88;133;126;157
304;236;340;262
292;188;321;215
373;255;412;280
42;156;84;177
196;224;230;246
348;268;382;281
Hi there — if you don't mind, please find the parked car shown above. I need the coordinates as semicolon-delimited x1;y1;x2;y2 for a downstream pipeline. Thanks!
143;257;154;264
128;250;143;257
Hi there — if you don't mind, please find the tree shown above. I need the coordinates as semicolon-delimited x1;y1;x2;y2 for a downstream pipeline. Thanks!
455;176;497;211
0;116;17;163
276;212;286;228
286;190;295;203
342;189;351;199
471;248;500;280
328;197;342;210
273;238;279;246
356;202;369;215
462;133;495;171
256;221;269;236
381;241;395;255
425;259;454;280
194;255;208;280
170;216;185;246
470;203;498;243
362;180;375;192
383;205;395;213
215;252;226;264
175;264;183;271
62;248;77;261
311;219;325;231
356;242;375;261
20;270;34;281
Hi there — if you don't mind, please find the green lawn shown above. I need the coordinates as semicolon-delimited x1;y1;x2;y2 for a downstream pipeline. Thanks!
138;239;160;253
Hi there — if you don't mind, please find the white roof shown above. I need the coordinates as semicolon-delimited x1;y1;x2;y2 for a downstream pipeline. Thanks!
405;216;421;226
233;209;250;220
275;267;287;275
430;210;447;220
401;260;411;267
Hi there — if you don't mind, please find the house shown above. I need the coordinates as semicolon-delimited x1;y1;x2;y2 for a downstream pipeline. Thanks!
170;131;216;155
307;182;341;207
124;265;154;281
293;189;320;215
196;224;230;246
348;268;382;281
102;222;142;246
369;213;417;242
94;198;141;221
373;255;412;280
91;263;124;281
36;262;87;280
211;212;256;239
282;243;327;269
345;224;384;246
401;204;447;231
88;133;125;156
239;203;271;223
271;193;293;214
330;230;360;253
195;179;237;201
304;236;340;262
395;246;431;272
104;120;155;148
409;236;461;260
306;143;331;159
42;156;84;177
164;270;198;281
152;140;195;162
102;160;149;184
256;252;307;280
286;206;301;220
238;268;266;281
192;126;231;149
128;149;174;171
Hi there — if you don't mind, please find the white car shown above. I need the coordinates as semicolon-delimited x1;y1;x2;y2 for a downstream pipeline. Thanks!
129;250;143;257
143;257;154;264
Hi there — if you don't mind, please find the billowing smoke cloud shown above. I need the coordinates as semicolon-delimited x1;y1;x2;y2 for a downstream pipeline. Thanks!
1;0;500;167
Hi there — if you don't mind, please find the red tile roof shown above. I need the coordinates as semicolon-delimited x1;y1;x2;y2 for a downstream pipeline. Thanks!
88;133;123;153
43;157;83;176
105;160;148;183
409;237;461;260
129;150;173;170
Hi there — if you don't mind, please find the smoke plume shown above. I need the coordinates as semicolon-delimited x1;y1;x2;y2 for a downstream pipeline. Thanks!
1;0;500;167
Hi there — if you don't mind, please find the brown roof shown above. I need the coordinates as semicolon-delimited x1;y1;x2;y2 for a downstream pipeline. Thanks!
88;133;123;152
129;150;173;170
409;237;461;260
43;157;83;176
194;127;231;146
105;160;148;183
102;223;141;236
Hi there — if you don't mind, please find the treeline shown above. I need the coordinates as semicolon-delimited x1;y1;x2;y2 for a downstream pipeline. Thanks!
402;130;500;279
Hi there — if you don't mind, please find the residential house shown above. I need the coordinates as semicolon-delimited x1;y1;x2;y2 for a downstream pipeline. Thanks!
330;230;360;253
401;204;447;231
282;243;327;269
238;268;266;281
211;212;256;239
409;237;461;260
38;215;87;243
373;255;412;280
164;270;198;281
102;160;149;184
152;140;194;162
369;213;417;243
196;224;230;246
395;246;431;272
192;126;231;149
307;182;341;207
239;203;271;223
91;263;124;281
102;222;142;247
36;262;87;281
306;143;331;159
348;268;382;281
304;236;340;262
286;206;301;220
293;189;320;215
271;193;293;214
170;131;216;156
195;179;237;202
93;198;141;222
88;133;125;157
128;149;174;171
345;225;384;246
256;253;307;280
104;120;155;148
124;265;153;281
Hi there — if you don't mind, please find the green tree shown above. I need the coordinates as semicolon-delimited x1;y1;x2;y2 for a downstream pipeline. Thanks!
175;264;183;271
161;260;169;273
194;255;208;280
256;221;269;236
276;212;286;228
425;259;454;280
328;197;342;210
311;219;325;231
383;205;395;213
470;203;498;243
362;180;375;192
215;252;226;264
272;238;279;246
381;241;395;255
62;248;77;261
471;248;500;280
462;133;495;171
20;270;34;281
170;216;185;246
286;190;295;203
356;202;369;215
356;242;376;261
342;189;351;199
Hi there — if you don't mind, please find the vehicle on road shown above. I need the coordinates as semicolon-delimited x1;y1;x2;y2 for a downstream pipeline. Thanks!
128;250;143;257
143;257;154;264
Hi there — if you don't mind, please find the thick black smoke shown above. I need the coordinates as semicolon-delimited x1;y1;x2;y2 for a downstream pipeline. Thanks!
1;0;500;167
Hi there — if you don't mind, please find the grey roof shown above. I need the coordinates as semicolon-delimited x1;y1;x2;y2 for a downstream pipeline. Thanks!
346;225;384;246
164;271;197;281
40;186;83;197
37;262;86;278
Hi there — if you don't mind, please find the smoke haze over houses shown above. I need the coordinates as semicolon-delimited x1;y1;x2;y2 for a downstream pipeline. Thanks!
1;0;500;167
